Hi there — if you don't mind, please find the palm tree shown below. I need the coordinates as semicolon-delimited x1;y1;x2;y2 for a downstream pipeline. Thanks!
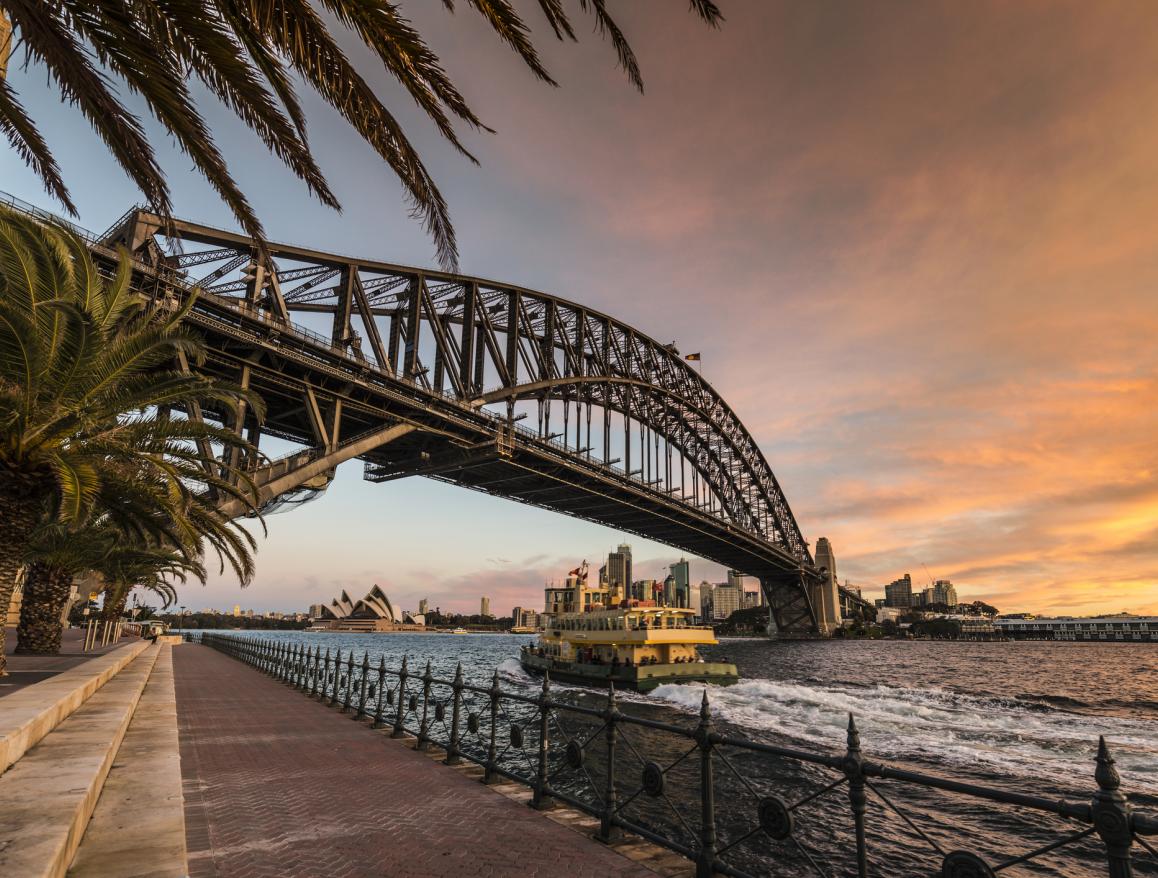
0;205;261;673
95;544;208;626
0;1;723;267
16;467;256;653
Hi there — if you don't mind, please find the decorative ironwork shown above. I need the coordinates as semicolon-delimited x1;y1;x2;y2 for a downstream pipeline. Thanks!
757;796;793;841
565;739;585;769
185;629;1158;876
642;761;666;798
942;851;996;878
21;195;836;633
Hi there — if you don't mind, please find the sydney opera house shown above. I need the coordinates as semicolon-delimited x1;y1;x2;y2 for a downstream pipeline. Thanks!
308;585;425;632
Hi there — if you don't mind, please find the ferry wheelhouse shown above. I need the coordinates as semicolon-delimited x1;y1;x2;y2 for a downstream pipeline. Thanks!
519;561;738;692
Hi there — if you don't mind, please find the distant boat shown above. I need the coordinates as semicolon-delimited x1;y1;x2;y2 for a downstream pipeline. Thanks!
451;627;468;634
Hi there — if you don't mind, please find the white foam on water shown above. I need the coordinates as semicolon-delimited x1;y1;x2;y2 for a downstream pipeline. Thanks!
496;657;532;682
645;678;1158;793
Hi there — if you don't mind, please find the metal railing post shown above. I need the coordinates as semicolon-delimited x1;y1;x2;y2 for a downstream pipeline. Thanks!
445;663;464;766
417;661;433;751
329;649;341;705
695;691;717;878
484;670;500;784
600;680;618;841
844;714;869;878
341;651;356;713
310;646;322;697
1093;736;1135;877
317;649;330;700
372;656;389;729
532;672;551;810
392;656;409;738
356;652;371;720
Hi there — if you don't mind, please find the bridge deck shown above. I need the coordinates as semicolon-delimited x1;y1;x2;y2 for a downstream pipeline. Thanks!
173;644;657;877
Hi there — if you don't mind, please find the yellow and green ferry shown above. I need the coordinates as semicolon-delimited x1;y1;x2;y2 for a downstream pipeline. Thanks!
520;605;739;693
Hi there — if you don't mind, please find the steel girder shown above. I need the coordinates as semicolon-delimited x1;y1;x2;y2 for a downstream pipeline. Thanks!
93;209;823;635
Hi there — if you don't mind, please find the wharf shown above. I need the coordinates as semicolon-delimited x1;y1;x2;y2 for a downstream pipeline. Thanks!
173;644;663;878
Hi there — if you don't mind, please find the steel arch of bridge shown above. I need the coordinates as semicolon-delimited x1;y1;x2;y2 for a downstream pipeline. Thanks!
97;208;830;636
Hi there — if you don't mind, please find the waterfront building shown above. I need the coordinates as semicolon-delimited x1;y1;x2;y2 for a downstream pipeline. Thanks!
480;596;492;618
670;558;690;608
885;574;913;608
419;598;429;615
933;579;958;607
993;616;1156;642
712;584;742;620
699;584;713;622
607;544;633;598
309;585;425;631
689;581;703;621
308;603;326;618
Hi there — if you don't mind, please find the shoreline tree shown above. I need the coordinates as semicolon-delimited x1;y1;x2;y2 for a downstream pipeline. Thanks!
0;207;261;673
0;1;723;268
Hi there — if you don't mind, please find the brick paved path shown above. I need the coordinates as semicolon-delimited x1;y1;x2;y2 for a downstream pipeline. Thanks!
173;644;655;878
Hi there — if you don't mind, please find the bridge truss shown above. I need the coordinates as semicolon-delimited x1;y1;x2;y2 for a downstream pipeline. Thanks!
90;208;831;636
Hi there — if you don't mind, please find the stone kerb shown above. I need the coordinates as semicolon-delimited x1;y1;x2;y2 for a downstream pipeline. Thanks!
0;640;150;776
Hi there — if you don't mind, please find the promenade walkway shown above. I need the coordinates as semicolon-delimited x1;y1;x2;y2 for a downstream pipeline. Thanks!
1;627;131;699
173;644;657;878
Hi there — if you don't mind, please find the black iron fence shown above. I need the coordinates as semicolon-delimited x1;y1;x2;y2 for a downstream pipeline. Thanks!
196;633;1157;877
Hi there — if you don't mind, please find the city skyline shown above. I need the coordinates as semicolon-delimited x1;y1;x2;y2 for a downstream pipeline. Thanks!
2;2;1154;618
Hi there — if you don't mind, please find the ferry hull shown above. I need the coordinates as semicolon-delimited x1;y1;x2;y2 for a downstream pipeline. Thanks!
520;652;738;693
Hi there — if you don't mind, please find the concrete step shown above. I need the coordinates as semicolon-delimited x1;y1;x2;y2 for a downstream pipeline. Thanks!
68;644;187;878
0;644;161;878
0;640;151;776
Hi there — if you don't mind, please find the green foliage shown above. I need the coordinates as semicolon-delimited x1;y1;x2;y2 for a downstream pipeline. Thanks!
0;206;265;663
0;1;722;268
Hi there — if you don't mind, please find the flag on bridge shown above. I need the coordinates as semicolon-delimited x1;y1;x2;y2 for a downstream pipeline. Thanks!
685;352;701;362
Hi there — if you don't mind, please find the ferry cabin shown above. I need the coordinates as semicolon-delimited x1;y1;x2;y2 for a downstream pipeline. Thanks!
537;607;714;666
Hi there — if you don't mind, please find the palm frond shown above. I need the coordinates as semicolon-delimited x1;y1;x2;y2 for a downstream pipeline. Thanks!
0;79;76;215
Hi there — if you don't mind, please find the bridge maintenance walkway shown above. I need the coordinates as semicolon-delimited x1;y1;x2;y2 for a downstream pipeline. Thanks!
173;644;659;878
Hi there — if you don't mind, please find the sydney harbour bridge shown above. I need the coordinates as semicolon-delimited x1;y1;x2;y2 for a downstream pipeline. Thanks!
14;195;858;637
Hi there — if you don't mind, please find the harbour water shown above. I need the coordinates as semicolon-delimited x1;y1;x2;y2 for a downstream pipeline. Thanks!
206;631;1158;875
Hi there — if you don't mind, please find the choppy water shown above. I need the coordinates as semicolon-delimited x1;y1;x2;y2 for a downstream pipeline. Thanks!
198;631;1158;876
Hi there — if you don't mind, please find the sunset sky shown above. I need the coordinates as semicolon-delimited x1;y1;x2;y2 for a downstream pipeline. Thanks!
3;1;1155;617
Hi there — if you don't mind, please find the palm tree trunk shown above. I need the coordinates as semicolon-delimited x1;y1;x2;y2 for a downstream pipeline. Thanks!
0;487;40;676
15;562;74;655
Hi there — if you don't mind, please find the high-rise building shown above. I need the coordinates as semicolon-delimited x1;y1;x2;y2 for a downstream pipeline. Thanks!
712;584;742;620
813;537;841;632
727;570;745;590
418;598;429;615
480;596;491;617
933;579;957;607
885;574;913;608
308;603;326;619
689;581;703;620
670;558;690;608
232;604;241;617
607;544;632;596
662;574;677;606
699;583;714;621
